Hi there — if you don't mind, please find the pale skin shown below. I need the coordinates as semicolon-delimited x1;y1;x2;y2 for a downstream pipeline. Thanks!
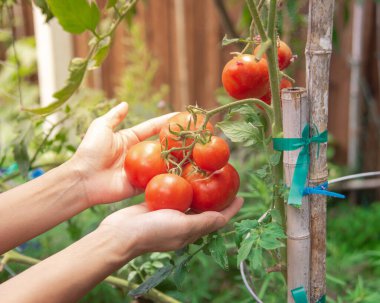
0;102;243;303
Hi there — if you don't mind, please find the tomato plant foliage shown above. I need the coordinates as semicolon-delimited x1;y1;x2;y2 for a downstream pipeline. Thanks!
46;0;100;34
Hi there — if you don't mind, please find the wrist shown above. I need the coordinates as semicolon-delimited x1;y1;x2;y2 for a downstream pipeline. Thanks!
96;223;140;264
64;156;92;207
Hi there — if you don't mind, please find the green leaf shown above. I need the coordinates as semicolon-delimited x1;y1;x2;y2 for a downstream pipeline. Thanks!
46;0;100;34
232;105;263;127
106;0;117;8
259;237;284;250
217;120;260;147
259;222;286;250
13;141;30;178
127;271;137;282
235;220;259;237
237;235;256;265
262;222;287;240
249;248;263;270
269;151;281;166
255;166;268;178
173;256;188;289
129;264;174;297
23;58;88;115
89;36;111;69
33;0;54;22
209;236;229;270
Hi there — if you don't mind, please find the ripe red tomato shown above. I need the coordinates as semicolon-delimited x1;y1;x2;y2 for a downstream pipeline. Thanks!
182;163;240;213
146;174;193;212
124;141;167;189
261;78;293;104
222;54;270;100
159;112;214;160
254;40;292;71
193;136;230;172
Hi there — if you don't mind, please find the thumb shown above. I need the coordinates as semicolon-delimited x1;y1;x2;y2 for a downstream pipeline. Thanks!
101;102;129;130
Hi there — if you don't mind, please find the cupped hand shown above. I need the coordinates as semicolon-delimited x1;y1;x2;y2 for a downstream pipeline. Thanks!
99;197;244;257
70;102;176;206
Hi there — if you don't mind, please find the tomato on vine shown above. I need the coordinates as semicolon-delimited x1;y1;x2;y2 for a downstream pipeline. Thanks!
193;136;230;172
254;40;293;71
124;141;167;189
222;54;270;100
145;174;193;212
159;112;214;160
261;78;293;104
182;163;240;212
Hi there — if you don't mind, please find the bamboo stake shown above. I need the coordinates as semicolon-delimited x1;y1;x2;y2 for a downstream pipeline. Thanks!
282;88;310;303
306;1;334;301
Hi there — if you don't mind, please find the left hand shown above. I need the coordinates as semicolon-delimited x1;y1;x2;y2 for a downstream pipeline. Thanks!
99;197;244;257
70;102;176;206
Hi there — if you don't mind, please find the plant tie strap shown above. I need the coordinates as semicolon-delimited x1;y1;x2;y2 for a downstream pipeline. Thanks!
273;124;327;207
291;286;326;303
303;181;345;199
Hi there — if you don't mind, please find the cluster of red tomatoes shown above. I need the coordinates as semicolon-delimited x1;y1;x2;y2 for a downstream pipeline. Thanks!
222;39;293;103
124;112;240;213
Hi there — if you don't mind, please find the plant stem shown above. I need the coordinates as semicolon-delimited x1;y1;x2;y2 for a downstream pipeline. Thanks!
0;250;180;303
196;98;274;123
247;0;286;280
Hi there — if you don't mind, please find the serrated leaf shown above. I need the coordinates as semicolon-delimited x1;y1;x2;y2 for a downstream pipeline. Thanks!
269;152;281;166
89;36;111;69
106;0;117;8
46;0;100;34
33;0;54;22
217;120;259;146
259;237;284;250
237;235;256;265
235;220;259;237
13;141;30;178
173;257;188;289
262;222;287;240
232;105;263;127
23;58;88;115
129;264;174;297
255;167;268;178
249;248;263;270
209;236;229;270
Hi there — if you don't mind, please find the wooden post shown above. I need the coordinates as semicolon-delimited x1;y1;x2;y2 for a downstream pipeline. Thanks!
174;0;190;110
306;1;334;302
348;0;364;171
282;88;310;303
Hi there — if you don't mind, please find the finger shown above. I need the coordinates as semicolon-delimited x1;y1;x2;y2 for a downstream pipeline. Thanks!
220;197;244;220
100;102;129;130
121;112;178;144
184;197;244;237
185;211;227;238
116;202;149;216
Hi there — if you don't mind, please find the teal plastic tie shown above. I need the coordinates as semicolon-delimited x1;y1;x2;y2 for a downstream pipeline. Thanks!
291;286;326;303
291;286;308;303
273;124;328;207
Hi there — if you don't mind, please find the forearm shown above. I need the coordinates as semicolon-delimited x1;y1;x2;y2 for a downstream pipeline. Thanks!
0;160;87;254
0;227;134;303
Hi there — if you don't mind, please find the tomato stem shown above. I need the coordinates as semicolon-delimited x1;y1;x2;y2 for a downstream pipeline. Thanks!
247;0;287;281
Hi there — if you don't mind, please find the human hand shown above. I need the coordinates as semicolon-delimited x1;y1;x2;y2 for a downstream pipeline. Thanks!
70;102;176;206
99;197;244;257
